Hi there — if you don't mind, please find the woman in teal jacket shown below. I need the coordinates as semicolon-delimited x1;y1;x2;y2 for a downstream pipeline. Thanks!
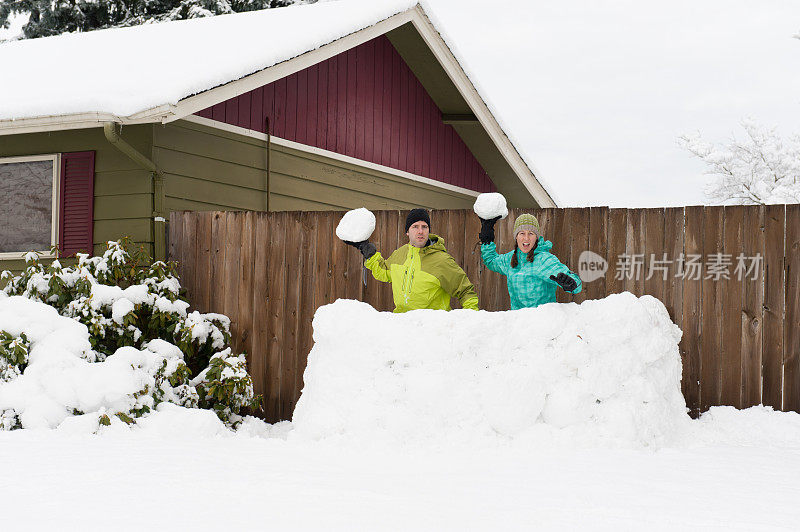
479;213;582;309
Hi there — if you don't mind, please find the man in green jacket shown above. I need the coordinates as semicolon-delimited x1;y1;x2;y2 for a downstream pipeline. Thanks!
345;209;479;312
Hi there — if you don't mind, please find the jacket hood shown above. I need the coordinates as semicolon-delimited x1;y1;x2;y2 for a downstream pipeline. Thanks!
420;233;447;254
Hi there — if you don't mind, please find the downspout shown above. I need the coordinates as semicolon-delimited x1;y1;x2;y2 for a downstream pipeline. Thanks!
103;122;166;261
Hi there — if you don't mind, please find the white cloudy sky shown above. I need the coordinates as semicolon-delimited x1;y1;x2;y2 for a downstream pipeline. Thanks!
423;0;800;207
3;1;799;207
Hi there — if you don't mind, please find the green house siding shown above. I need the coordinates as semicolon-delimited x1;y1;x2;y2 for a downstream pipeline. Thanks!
0;126;154;271
0;118;477;270
157;119;477;216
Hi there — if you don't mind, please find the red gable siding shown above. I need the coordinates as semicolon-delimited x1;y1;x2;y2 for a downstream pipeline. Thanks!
59;151;94;256
196;35;495;193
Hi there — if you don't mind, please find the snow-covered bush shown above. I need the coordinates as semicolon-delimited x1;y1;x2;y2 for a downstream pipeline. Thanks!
0;239;260;429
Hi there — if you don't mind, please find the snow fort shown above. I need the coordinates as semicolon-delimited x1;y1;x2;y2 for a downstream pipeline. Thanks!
292;292;689;447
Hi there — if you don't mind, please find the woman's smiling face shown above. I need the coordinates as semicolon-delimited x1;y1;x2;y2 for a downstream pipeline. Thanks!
516;230;537;253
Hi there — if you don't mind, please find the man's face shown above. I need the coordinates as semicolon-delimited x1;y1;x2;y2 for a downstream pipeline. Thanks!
407;221;430;248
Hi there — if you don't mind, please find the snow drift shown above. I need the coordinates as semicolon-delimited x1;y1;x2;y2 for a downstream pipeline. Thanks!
292;292;689;447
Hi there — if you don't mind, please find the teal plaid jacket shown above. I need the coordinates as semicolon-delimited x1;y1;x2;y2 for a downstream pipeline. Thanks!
480;237;582;310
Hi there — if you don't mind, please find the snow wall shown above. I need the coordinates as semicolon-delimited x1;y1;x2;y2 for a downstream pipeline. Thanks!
292;293;689;447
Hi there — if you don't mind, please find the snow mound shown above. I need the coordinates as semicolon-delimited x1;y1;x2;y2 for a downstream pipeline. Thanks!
473;192;509;220
292;293;688;447
335;208;376;242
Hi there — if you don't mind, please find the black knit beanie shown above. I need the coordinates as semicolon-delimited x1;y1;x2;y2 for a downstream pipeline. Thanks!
405;208;431;232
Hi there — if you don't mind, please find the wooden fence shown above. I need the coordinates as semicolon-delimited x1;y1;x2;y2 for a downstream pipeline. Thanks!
169;206;800;422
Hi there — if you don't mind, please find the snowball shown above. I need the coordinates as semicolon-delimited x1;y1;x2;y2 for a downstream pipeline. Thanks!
335;208;376;242
473;192;509;220
291;293;688;448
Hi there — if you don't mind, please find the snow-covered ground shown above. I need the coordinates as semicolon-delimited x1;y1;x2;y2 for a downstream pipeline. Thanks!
3;294;800;530
3;405;800;531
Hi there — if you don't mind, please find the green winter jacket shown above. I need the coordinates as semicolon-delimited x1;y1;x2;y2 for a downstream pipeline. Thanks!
481;237;582;309
364;234;479;312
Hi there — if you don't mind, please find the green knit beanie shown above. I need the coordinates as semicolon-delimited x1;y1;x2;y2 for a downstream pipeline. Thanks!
513;213;541;239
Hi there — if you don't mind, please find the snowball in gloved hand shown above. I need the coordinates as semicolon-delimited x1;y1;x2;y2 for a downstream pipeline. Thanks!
473;193;508;220
336;208;376;242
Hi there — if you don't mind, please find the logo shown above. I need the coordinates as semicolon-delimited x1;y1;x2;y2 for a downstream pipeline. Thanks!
578;250;608;283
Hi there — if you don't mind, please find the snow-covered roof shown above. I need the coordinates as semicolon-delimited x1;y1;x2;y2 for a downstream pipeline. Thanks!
0;0;556;207
0;0;415;122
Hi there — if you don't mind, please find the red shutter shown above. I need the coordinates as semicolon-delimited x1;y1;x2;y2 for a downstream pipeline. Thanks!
59;151;95;256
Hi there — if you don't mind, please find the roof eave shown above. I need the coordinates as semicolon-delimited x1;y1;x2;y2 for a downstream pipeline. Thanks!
407;5;557;208
0;104;176;137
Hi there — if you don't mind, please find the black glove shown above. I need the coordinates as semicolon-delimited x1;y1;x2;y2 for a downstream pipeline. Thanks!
344;240;376;260
549;272;578;292
478;216;501;245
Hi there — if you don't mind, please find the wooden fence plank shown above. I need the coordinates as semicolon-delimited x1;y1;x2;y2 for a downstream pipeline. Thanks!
179;213;197;306
168;212;181;270
495;208;513;311
682;206;703;417
606;209;627;295
296;211;318;406
585;207;608;301
783;204;800;412
763;204;785;410
265;211;287;422
237;212;255;357
379;210;400;311
280;212;303;419
700;206;724;412
312;212;334;311
462;208;483;308
644;208;666;302
741;205;764;408
625;209;646;296
249;212;270;415
549;208;569;303
209;211;227;320
537;208;553;249
664;207;684;327
223;212;243;348
721;206;745;408
194;212;213;314
568;207;590;304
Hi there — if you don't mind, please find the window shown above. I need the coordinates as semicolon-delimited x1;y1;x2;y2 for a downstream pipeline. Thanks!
0;155;59;257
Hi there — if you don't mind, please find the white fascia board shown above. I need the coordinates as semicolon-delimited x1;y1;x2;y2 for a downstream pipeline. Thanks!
182;114;479;199
0;112;120;136
163;10;416;124
409;6;557;208
0;110;170;137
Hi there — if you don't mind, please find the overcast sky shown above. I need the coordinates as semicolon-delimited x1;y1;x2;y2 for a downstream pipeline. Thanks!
3;1;799;207
423;0;800;207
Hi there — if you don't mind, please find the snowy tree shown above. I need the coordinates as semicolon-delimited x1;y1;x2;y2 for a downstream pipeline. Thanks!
679;119;800;205
0;0;311;39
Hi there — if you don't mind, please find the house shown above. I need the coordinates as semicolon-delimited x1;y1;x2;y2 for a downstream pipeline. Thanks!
0;0;556;268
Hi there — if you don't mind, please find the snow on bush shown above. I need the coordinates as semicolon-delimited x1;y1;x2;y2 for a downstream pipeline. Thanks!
292;293;688;447
0;240;260;431
473;192;509;220
335;207;376;242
